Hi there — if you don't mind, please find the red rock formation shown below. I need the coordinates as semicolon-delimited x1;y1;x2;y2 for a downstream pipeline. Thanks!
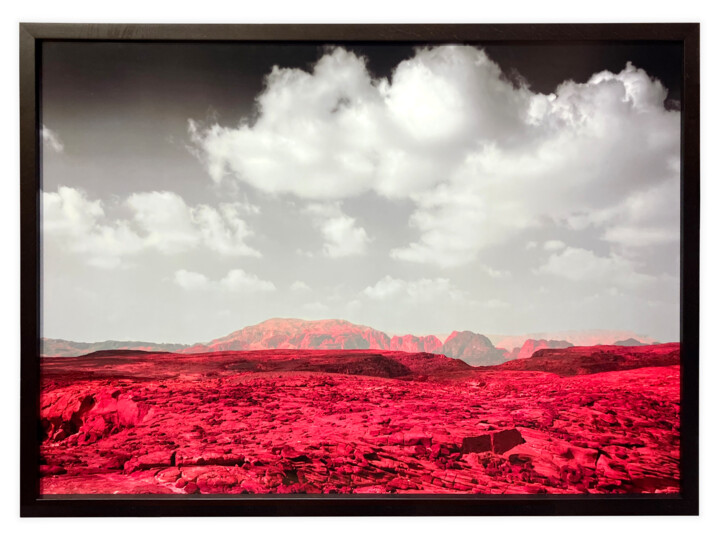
390;335;443;354
181;319;393;353
441;331;506;366
514;339;574;360
188;321;504;366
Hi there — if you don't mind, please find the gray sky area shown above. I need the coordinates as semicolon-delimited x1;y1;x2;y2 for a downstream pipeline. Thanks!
40;41;682;343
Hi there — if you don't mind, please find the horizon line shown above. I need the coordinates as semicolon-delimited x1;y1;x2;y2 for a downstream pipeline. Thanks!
41;316;662;347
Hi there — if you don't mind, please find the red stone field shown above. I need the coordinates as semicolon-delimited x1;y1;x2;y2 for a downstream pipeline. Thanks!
39;345;681;495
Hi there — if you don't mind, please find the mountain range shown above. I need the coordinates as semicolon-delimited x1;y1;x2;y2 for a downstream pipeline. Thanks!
39;338;187;357
489;330;656;350
41;318;653;367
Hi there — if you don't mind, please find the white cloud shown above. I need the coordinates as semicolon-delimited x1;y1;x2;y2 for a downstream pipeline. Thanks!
220;269;276;293
390;186;492;267
173;269;210;291
602;226;679;247
192;203;261;257
43;186;104;237
126;191;201;254
304;202;370;258
567;179;680;248
290;280;311;292
43;187;261;267
480;265;511;279
536;247;655;288
41;125;64;153
234;194;261;216
543;240;566;251
189;47;679;270
174;268;276;293
363;275;463;302
42;186;144;268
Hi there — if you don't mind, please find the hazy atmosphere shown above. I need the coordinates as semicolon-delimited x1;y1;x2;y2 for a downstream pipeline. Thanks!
40;41;682;344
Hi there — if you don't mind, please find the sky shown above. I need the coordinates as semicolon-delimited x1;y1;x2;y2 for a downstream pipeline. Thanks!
40;40;682;344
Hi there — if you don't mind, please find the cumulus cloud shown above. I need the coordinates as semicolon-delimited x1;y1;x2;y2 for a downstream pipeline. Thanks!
290;280;311;292
174;268;276;293
234;194;261;216
536;247;656;288
173;269;211;291
192;203;261;257
43;187;261;267
480;265;511;279
567;179;680;246
543;240;566;251
41;125;64;153
363;275;463;302
43;187;144;268
602;226;679;247
126;191;201;254
189;46;679;270
220;269;276;292
304;202;370;258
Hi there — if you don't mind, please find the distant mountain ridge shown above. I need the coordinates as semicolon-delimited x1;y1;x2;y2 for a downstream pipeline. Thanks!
41;338;187;357
181;318;393;353
613;338;646;347
42;318;652;367
490;330;653;350
178;319;510;366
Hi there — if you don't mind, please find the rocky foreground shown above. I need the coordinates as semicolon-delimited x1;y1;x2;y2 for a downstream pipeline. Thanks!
39;345;680;495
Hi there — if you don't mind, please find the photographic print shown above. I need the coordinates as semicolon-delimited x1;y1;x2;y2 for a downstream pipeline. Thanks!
22;24;699;513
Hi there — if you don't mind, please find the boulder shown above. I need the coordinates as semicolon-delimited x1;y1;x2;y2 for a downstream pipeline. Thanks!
461;435;492;454
491;429;525;454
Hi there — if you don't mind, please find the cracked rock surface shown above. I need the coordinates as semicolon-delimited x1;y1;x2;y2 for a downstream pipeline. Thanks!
39;346;680;495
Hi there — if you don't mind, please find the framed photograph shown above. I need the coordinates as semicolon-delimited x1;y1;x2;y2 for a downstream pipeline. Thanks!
20;23;699;516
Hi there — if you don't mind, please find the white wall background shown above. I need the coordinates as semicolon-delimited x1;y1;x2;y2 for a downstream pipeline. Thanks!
0;1;716;538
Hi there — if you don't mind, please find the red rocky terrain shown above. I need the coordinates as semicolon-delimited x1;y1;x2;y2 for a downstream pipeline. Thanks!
497;343;680;376
39;344;681;496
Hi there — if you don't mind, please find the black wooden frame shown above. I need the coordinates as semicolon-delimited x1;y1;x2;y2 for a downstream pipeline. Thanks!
19;23;700;517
